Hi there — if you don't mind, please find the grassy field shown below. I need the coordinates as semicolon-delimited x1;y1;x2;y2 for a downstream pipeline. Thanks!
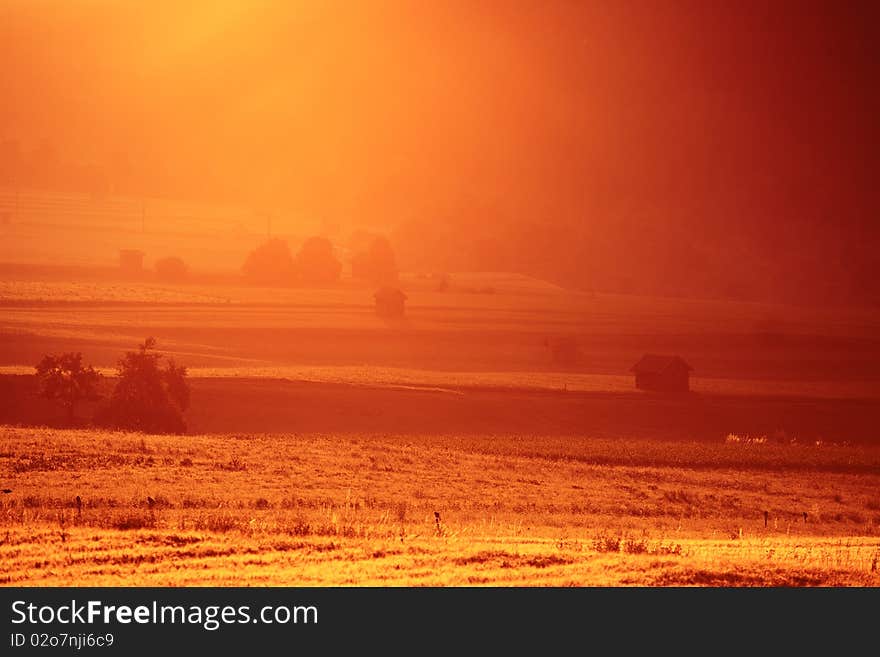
2;272;880;388
2;267;880;586
1;426;879;586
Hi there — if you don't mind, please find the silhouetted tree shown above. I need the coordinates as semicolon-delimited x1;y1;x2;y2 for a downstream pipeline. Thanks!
34;352;102;425
96;338;189;434
242;238;294;285
294;236;341;284
351;235;398;285
155;256;189;283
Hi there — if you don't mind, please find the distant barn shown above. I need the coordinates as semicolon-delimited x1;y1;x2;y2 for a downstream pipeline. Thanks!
630;354;692;392
374;286;407;317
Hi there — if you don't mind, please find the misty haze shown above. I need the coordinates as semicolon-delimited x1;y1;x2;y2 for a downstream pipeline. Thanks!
0;0;878;587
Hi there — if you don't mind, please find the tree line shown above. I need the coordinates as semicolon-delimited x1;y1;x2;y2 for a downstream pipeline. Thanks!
34;338;190;434
241;233;397;287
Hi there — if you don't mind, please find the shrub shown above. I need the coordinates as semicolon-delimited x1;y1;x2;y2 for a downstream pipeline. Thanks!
95;338;189;434
591;533;622;553
34;352;102;425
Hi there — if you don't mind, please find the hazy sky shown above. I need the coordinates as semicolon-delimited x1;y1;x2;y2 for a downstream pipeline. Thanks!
1;0;877;238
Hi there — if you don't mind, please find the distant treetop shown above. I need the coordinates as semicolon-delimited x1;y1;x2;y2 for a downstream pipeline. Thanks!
293;236;341;285
242;238;295;285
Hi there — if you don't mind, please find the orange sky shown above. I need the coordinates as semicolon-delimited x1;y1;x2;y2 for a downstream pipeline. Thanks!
1;0;878;300
1;1;874;203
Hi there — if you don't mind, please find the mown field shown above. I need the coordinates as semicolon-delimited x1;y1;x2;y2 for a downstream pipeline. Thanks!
2;267;880;586
2;272;880;389
1;426;879;586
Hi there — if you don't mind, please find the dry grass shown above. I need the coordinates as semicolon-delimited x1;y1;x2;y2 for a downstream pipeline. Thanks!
2;426;878;586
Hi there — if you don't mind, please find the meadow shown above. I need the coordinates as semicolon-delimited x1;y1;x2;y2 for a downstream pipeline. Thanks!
2;238;880;586
1;426;878;586
2;0;879;600
2;270;880;385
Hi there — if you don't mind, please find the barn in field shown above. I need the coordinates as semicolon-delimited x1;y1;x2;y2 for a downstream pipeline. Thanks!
630;354;693;392
374;286;407;317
